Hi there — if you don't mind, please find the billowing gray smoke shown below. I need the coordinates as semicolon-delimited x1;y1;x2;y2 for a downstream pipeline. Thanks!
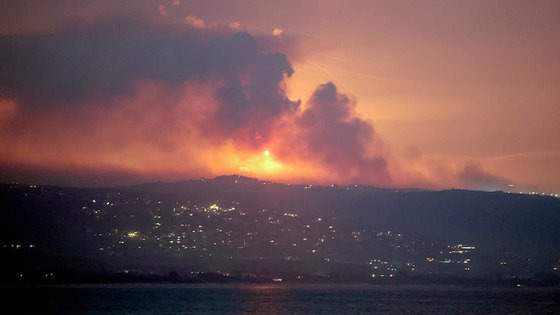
0;18;393;186
0;18;297;136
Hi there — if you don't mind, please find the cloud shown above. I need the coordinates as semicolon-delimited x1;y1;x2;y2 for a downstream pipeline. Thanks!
457;163;509;191
228;21;241;30
0;17;504;190
158;4;168;16
0;18;297;139
291;83;391;185
0;18;303;185
185;15;206;29
272;28;283;37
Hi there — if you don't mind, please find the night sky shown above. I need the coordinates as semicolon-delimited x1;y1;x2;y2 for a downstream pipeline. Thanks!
1;0;559;192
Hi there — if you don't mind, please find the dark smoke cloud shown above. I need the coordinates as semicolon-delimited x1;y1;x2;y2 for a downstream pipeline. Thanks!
296;83;391;185
0;18;297;137
0;17;394;186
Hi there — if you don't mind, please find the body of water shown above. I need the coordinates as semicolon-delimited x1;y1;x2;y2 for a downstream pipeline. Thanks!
3;283;559;314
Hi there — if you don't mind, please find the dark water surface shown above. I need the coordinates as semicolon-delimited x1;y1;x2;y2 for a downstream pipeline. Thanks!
3;284;559;314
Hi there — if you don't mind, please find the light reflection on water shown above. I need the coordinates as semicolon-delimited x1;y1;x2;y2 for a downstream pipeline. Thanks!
2;283;559;314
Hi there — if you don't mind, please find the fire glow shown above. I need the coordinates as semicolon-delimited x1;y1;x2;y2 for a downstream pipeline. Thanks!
0;16;529;191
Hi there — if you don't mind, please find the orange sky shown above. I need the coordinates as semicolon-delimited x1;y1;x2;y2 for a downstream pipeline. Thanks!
1;1;559;192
